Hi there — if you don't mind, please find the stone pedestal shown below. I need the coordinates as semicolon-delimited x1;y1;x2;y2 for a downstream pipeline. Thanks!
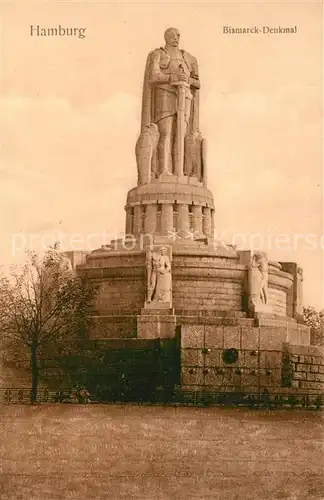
125;182;215;240
144;301;172;310
249;303;273;317
137;308;176;339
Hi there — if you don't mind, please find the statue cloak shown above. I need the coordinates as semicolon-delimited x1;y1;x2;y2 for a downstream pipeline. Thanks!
140;47;200;135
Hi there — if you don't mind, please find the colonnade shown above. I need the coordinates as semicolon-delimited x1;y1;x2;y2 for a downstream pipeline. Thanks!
125;202;214;238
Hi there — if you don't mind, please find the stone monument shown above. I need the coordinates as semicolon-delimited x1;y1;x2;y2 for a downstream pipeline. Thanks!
74;28;323;401
125;27;212;245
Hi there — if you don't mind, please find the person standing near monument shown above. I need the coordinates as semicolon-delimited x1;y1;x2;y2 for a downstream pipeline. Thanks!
140;27;201;176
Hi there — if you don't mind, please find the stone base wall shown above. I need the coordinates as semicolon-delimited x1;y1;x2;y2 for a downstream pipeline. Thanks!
287;324;310;345
268;288;286;316
78;251;146;316
173;279;243;310
95;279;145;314
90;316;137;339
78;244;296;333
285;343;324;393
180;323;321;396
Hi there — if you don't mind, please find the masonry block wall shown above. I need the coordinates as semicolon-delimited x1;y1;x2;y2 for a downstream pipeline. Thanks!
95;280;145;314
78;251;146;339
268;288;286;316
173;279;243;311
180;323;322;396
90;316;137;339
284;344;324;393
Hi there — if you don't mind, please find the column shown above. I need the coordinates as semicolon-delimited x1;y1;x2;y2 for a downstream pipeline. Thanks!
141;205;146;233
156;204;162;234
296;267;304;318
133;205;142;236
125;207;132;235
280;263;304;321
144;204;157;235
202;153;207;188
192;205;203;236
160;203;173;235
202;207;211;237
211;209;215;238
177;204;189;237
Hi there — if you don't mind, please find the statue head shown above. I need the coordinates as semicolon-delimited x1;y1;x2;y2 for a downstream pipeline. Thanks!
59;253;73;273
164;27;180;47
160;246;167;255
252;251;267;268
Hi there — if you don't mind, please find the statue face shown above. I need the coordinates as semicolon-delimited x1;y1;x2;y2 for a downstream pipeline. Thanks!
160;247;167;255
164;28;180;47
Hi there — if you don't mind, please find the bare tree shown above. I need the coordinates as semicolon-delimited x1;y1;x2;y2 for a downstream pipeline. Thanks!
0;245;96;403
304;306;324;347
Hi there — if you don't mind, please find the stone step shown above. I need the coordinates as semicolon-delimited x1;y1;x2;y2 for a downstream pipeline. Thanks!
92;310;140;317
255;313;297;324
175;309;247;318
237;318;255;327
140;308;175;316
255;315;298;327
93;338;158;349
177;316;253;326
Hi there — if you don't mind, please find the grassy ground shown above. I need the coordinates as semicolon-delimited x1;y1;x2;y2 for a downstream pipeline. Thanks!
0;404;323;500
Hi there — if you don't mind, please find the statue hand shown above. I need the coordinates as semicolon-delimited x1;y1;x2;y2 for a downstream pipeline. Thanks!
170;73;189;85
178;72;189;82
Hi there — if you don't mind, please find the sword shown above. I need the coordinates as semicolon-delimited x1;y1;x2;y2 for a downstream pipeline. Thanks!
174;64;189;178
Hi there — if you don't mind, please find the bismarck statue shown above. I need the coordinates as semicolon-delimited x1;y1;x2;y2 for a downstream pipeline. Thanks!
136;27;206;184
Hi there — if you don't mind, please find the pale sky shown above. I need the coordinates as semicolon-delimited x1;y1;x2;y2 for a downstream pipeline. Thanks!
0;1;323;308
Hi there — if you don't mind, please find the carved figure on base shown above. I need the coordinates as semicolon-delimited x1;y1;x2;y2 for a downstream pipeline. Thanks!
184;131;206;181
135;123;159;185
249;251;268;305
147;246;172;304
